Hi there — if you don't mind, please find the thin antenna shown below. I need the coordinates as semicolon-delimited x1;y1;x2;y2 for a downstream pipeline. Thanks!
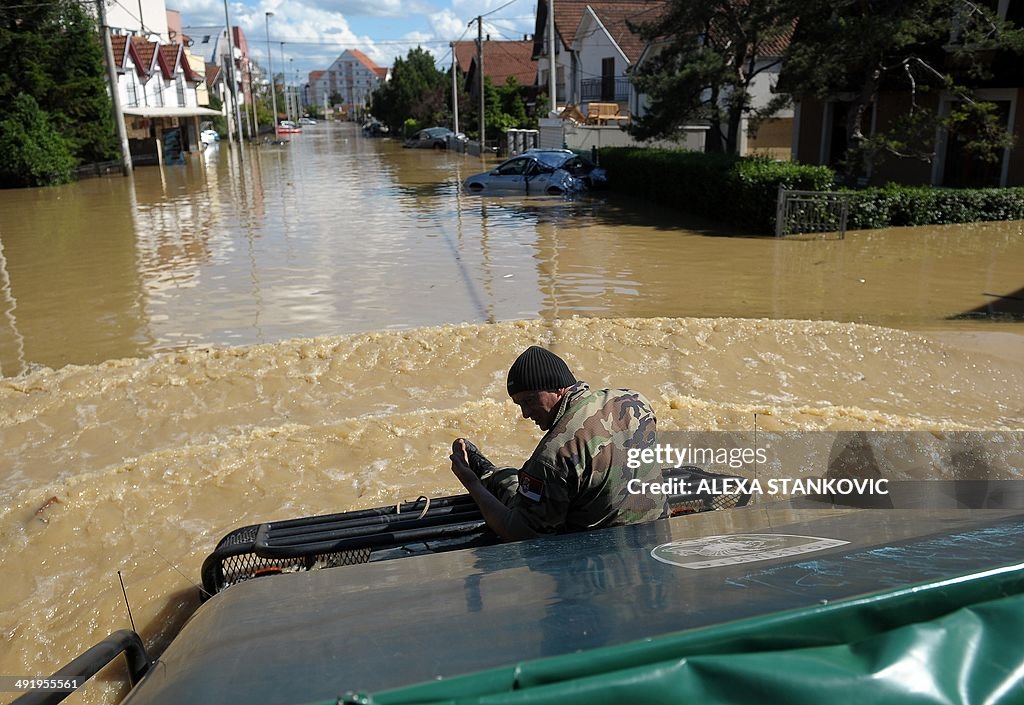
118;571;138;633
754;411;774;531
753;412;759;487
151;548;214;600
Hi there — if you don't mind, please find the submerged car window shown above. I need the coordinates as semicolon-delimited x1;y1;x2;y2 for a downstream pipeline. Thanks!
533;152;570;168
496;159;529;175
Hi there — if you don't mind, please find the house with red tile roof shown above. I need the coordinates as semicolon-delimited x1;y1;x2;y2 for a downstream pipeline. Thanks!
110;32;219;164
452;39;537;97
309;49;388;119
532;0;791;156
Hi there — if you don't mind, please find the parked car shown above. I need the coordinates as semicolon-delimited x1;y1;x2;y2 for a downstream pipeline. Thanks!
362;118;389;136
404;127;453;149
298;117;317;125
463;149;608;195
200;129;219;145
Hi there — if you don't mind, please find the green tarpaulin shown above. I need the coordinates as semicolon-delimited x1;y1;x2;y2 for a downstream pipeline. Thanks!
335;561;1024;705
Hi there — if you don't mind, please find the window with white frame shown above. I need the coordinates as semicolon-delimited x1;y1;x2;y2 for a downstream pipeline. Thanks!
126;71;139;107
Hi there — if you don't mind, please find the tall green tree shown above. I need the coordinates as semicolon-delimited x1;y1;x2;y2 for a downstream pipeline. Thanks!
0;0;117;166
628;0;795;153
779;0;1024;182
0;93;76;188
484;76;530;135
370;47;448;132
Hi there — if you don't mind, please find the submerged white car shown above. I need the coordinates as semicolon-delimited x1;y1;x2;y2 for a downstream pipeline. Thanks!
463;149;607;195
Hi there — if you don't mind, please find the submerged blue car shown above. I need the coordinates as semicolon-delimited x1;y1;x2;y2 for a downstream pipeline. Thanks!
463;149;607;195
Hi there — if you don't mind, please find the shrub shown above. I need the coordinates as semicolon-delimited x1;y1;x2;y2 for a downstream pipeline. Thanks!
597;148;833;233
0;94;75;189
845;185;1024;230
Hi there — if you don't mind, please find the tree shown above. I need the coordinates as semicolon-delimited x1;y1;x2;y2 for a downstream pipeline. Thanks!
0;93;76;188
628;0;795;153
370;47;448;133
484;77;531;135
0;0;117;166
779;0;1024;183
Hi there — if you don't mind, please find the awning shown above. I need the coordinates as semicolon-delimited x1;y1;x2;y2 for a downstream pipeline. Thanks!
123;106;222;118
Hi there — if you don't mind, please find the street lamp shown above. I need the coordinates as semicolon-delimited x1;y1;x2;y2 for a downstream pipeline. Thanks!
222;0;244;155
279;42;288;123
247;60;259;142
265;11;278;139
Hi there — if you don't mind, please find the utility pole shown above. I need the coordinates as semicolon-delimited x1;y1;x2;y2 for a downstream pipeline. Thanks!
476;16;484;152
548;0;557;114
96;0;132;173
279;42;289;123
248;60;259;141
265;12;278;139
450;42;459;135
222;4;244;159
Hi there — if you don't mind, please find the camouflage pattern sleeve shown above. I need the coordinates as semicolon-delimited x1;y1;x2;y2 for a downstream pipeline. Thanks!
504;457;580;534
480;382;668;537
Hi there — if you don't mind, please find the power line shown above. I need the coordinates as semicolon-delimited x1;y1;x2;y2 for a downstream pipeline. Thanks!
480;0;523;19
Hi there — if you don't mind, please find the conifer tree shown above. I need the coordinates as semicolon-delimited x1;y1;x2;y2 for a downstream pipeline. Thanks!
0;0;117;169
628;0;795;153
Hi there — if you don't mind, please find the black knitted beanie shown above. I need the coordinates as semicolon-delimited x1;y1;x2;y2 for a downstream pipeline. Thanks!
506;346;576;396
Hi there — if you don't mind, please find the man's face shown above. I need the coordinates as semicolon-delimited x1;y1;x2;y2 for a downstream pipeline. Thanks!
511;389;565;431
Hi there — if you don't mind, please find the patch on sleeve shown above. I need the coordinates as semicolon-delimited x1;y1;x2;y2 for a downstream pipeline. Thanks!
517;471;545;502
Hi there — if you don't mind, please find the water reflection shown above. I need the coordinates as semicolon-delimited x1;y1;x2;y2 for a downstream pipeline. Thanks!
0;122;1021;375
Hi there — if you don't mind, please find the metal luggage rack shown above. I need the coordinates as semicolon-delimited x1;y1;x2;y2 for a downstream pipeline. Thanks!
200;466;752;598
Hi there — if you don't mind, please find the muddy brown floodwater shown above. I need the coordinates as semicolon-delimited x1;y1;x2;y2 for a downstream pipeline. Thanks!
0;122;1021;705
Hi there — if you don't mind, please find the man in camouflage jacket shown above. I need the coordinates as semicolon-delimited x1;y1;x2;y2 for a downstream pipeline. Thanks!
451;346;668;541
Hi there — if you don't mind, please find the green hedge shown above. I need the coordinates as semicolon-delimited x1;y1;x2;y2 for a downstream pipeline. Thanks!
597;148;1024;233
845;185;1024;230
0;93;75;189
597;148;834;233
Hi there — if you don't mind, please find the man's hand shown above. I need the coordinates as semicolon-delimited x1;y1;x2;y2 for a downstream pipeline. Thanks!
450;438;481;489
449;438;535;541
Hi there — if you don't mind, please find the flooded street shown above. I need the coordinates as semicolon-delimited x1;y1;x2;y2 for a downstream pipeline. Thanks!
1;122;1023;375
1;122;1023;704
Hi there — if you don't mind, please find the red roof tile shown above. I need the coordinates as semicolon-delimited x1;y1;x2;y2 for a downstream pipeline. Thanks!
347;48;380;72
131;36;156;73
533;0;666;62
111;35;128;70
584;2;667;64
205;62;221;86
159;44;181;79
454;40;536;86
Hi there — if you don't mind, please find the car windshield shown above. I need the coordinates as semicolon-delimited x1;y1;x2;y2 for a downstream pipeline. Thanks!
531;151;573;168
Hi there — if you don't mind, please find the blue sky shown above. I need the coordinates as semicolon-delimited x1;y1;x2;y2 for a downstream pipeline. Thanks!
174;0;538;81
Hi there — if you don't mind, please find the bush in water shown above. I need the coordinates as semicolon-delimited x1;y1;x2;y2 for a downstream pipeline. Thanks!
0;93;75;189
597;148;833;234
845;185;1024;230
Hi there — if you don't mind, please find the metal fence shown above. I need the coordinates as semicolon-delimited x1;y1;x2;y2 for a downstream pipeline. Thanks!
775;188;850;239
580;77;631;103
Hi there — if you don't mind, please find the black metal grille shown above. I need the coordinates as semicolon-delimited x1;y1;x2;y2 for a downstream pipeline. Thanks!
218;548;374;588
201;468;751;598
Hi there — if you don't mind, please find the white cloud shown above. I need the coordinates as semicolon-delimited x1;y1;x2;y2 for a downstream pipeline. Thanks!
173;0;537;80
427;9;468;40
